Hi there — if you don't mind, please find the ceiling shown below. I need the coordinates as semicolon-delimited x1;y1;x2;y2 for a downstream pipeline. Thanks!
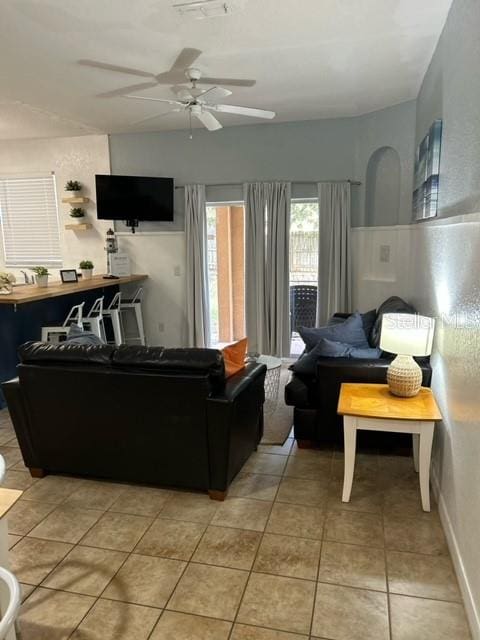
0;0;452;139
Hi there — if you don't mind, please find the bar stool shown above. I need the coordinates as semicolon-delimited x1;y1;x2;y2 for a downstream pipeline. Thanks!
102;292;124;346
120;287;146;345
82;297;107;343
41;302;84;343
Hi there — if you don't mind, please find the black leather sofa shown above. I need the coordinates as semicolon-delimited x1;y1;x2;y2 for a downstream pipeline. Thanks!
2;342;266;500
285;297;432;447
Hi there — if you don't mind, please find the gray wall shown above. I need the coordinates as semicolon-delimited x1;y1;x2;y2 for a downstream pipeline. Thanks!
416;0;480;218
410;0;480;630
109;101;416;228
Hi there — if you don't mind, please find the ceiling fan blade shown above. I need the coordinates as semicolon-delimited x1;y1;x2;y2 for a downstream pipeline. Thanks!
78;59;155;78
198;86;232;102
199;76;256;87
97;82;159;98
209;103;275;119
123;95;185;106
170;48;202;71
131;109;181;126
195;110;222;131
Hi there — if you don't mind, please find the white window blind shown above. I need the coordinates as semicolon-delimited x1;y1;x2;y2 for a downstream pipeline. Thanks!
0;174;62;267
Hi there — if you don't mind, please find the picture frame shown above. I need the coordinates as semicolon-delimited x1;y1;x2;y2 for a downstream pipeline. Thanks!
60;269;78;283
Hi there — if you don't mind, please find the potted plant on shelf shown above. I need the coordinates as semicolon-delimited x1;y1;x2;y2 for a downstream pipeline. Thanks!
65;180;82;197
0;271;16;295
70;207;86;225
30;266;50;288
79;260;94;280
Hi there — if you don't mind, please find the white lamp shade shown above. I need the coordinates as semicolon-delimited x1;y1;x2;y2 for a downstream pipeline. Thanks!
380;313;435;356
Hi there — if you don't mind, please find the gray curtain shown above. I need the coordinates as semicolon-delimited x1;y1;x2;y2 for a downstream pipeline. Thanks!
185;184;210;347
244;182;291;356
317;181;352;325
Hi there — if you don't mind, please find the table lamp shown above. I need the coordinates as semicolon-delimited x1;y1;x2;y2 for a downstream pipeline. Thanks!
380;313;435;397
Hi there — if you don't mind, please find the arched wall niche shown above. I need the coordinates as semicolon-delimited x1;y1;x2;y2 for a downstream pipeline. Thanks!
365;146;401;226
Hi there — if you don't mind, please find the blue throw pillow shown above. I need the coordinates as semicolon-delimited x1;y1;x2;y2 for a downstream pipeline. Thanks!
299;312;369;351
66;324;103;345
291;338;381;376
328;309;377;343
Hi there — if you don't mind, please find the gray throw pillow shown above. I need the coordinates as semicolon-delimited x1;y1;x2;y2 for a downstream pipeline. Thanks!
299;312;369;351
66;323;103;345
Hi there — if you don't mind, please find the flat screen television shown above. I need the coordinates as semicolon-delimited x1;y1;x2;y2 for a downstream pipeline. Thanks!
95;174;174;230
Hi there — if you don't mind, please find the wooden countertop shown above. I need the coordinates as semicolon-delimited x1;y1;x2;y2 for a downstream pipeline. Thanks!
0;274;147;305
337;383;442;421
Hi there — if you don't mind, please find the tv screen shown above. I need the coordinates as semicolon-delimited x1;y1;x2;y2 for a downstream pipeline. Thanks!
95;174;174;222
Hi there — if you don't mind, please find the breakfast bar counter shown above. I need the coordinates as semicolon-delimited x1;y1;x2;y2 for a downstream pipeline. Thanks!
0;274;146;306
0;274;147;408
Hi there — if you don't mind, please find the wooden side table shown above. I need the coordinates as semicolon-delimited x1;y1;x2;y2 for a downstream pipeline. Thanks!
337;383;442;512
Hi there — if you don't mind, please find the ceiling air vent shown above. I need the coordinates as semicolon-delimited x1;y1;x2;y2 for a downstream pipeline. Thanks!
173;0;235;19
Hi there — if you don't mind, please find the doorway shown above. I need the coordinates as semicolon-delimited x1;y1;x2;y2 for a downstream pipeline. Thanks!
207;204;246;347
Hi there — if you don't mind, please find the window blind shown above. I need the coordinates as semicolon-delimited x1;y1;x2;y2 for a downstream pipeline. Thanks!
0;174;62;267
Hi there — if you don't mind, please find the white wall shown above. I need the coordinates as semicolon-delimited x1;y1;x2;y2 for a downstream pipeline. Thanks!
0;135;111;278
352;213;480;637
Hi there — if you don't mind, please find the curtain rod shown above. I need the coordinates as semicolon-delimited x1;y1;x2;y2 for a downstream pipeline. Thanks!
174;179;361;190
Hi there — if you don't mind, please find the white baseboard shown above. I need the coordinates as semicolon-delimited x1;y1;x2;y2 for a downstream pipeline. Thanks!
431;469;480;639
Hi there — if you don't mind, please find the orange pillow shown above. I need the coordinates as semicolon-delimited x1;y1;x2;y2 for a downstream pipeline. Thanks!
222;338;248;378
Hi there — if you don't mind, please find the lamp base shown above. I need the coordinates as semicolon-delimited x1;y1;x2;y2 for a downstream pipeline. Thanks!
387;355;422;397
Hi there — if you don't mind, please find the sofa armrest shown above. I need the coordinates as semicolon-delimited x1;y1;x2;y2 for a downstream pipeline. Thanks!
315;357;432;385
1;378;40;468
207;362;267;492
211;362;267;402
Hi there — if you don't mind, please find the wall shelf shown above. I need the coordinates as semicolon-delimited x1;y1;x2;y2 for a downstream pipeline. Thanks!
62;196;90;204
65;223;92;231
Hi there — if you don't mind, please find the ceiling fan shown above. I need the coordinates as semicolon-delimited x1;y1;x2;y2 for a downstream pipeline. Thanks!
78;47;256;98
123;68;275;132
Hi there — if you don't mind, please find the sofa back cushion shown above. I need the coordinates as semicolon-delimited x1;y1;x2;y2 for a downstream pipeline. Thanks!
299;312;369;351
291;338;381;375
370;296;417;347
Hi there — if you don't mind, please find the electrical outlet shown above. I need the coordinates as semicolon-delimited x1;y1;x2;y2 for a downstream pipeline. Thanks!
174;265;181;276
158;322;165;332
379;245;390;263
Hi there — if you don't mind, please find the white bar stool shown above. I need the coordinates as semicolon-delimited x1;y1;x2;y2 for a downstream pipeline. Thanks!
82;297;107;343
120;287;146;346
102;292;124;346
41;302;84;343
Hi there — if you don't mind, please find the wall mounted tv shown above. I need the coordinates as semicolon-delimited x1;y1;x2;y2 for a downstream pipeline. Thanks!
95;174;174;233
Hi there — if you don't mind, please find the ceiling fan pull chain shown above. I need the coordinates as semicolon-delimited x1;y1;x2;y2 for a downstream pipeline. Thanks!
189;110;193;140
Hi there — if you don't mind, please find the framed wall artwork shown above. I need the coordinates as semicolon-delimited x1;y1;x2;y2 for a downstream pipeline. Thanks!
413;119;442;221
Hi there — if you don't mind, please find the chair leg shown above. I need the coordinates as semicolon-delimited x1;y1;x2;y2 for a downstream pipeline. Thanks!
208;489;227;501
29;468;46;478
134;304;146;346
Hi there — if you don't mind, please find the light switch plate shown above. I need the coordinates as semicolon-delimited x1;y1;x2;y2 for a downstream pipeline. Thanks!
380;245;390;263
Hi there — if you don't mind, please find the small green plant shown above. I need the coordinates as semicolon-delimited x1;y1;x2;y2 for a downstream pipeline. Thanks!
30;266;50;276
70;207;85;218
79;260;94;270
65;180;81;191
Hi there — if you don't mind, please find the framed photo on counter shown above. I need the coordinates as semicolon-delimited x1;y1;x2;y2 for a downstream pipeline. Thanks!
60;269;78;283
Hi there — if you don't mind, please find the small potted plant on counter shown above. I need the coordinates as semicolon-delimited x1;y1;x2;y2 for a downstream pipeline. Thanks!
65;180;82;197
70;207;86;224
30;266;50;288
79;260;94;280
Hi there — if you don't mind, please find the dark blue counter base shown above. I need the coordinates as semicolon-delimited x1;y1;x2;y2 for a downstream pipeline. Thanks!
0;286;118;409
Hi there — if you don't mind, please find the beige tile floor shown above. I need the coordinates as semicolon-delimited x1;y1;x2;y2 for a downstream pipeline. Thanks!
0;408;472;640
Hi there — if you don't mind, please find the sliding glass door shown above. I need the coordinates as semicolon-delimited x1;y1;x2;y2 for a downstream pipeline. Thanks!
289;200;319;356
